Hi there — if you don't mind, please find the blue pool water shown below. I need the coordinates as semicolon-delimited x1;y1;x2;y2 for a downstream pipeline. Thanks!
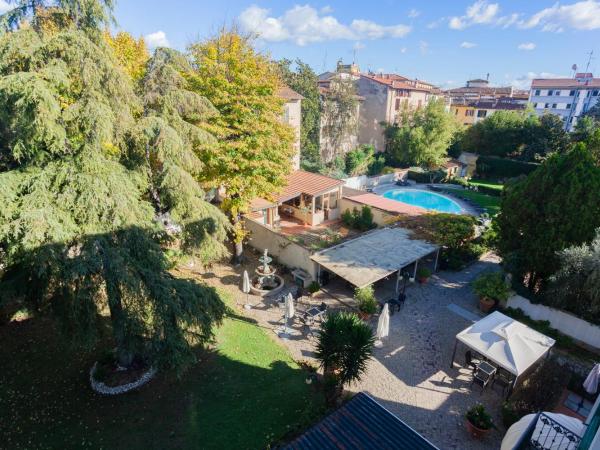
382;189;463;214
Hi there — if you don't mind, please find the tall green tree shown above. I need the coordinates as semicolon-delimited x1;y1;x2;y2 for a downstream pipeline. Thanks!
497;144;600;293
385;98;459;169
573;116;600;164
104;30;149;83
550;229;600;321
278;58;321;171
0;1;228;372
188;28;294;262
521;113;571;161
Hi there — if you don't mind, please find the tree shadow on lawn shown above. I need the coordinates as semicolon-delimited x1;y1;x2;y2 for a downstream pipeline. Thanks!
0;315;325;450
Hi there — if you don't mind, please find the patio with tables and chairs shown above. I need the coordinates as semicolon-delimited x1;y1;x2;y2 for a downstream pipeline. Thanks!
451;310;556;398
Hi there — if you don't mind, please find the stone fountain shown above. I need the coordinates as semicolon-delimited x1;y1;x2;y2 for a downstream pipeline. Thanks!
249;249;285;296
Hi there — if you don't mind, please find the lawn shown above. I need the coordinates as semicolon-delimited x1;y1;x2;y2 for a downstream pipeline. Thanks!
0;294;324;449
468;178;504;193
453;189;502;215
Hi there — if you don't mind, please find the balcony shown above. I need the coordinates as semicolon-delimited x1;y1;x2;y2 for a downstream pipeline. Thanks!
512;413;582;450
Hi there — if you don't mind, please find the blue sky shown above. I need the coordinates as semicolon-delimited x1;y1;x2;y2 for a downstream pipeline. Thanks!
111;0;600;89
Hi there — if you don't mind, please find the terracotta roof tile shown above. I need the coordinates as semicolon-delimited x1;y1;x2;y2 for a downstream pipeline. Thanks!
279;86;304;101
531;78;600;88
344;192;426;216
276;170;344;202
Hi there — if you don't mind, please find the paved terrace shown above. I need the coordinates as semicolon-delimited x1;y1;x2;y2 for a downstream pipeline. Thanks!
181;252;506;450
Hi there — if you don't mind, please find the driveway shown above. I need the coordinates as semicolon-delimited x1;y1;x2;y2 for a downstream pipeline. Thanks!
352;253;505;449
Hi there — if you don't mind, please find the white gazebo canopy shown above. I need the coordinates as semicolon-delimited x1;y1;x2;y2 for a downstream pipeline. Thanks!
455;311;555;378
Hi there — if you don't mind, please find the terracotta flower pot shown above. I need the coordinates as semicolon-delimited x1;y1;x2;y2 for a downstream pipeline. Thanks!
466;419;491;439
418;277;428;284
478;296;495;313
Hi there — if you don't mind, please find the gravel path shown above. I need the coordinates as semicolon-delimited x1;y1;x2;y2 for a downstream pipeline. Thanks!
184;251;506;449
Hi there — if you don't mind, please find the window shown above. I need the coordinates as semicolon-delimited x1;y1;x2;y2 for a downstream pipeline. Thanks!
544;103;550;108
417;100;422;108
395;98;401;110
454;109;458;115
569;90;576;96
552;103;557;109
548;90;553;96
477;110;487;118
534;89;541;96
593;90;599;96
566;104;571;109
555;90;561;96
466;110;474;116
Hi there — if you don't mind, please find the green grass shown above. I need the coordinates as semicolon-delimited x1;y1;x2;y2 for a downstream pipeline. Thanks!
0;299;324;449
469;179;504;193
453;189;502;215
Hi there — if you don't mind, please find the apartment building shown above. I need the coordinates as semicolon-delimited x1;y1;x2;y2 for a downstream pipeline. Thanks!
446;77;529;104
529;73;600;131
279;86;304;170
450;99;526;126
356;72;440;151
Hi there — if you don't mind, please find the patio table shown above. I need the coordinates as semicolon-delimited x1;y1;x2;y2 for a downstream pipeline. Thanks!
476;361;497;378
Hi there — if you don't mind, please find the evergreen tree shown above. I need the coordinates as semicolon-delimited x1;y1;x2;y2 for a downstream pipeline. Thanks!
497;144;600;293
0;1;228;372
188;28;294;262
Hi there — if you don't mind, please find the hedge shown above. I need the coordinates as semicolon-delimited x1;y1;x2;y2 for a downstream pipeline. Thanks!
476;156;539;179
407;170;431;183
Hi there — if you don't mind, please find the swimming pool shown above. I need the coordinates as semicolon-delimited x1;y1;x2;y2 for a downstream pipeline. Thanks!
382;189;463;214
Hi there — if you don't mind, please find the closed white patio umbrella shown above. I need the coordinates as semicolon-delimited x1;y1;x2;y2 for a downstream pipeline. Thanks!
374;303;390;348
242;270;252;309
584;363;600;394
279;293;295;339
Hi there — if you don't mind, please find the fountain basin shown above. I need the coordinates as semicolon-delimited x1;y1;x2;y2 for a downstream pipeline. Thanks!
249;274;285;297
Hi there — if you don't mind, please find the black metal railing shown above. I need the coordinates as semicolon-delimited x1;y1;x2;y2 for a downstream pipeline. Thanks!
512;413;582;450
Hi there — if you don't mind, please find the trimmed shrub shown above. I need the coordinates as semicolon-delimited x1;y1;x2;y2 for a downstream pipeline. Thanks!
342;206;376;231
407;170;432;183
476;156;539;179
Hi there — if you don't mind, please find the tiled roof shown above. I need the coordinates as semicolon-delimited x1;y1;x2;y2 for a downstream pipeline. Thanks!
249;197;276;211
279;86;304;101
445;86;515;95
283;392;439;450
531;78;600;88
276;170;344;202
362;73;437;92
471;100;526;110
343;191;426;216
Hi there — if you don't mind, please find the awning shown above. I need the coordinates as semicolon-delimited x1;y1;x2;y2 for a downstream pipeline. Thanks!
310;227;439;288
456;311;555;377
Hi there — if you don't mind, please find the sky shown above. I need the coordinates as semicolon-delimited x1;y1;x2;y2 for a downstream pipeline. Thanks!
110;1;598;89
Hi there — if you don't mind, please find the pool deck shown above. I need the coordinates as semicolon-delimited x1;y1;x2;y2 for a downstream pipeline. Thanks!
371;182;480;216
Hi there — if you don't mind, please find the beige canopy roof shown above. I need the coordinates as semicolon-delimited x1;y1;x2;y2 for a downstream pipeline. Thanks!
310;228;439;288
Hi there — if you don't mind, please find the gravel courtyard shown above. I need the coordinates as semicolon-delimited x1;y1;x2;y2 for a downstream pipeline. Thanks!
186;252;506;450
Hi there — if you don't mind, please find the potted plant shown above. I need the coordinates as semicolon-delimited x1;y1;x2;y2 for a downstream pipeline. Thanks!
465;404;493;438
472;271;510;313
417;267;432;284
354;286;378;320
308;281;321;297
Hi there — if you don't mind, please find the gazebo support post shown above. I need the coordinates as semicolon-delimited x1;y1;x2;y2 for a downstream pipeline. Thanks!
450;339;458;368
434;249;440;272
413;260;419;280
395;270;401;294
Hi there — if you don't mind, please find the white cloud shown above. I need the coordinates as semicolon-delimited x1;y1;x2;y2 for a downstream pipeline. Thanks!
449;0;500;29
353;41;365;51
400;47;407;53
320;5;333;14
518;42;536;51
427;18;446;29
408;8;420;18
0;0;11;13
460;41;477;48
239;5;411;46
144;31;170;49
509;71;566;89
419;40;429;54
520;0;600;32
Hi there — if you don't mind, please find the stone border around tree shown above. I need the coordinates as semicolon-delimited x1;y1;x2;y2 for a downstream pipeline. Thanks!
89;362;157;395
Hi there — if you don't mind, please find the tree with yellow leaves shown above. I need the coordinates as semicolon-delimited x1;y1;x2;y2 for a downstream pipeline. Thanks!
104;31;149;82
188;28;294;262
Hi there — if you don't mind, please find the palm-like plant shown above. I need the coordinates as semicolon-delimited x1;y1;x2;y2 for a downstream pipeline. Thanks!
316;312;374;403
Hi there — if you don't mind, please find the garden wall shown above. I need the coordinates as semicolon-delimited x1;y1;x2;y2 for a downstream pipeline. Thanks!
245;218;317;281
339;197;396;227
507;294;600;350
343;170;407;190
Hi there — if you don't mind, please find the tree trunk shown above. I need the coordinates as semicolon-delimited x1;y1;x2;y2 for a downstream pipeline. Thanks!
231;214;244;265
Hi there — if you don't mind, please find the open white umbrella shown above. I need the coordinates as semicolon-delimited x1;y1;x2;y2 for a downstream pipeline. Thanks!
242;270;251;309
584;363;600;394
280;293;295;339
374;303;390;348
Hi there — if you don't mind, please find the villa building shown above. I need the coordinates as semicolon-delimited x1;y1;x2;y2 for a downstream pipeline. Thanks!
279;86;304;170
529;73;600;131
